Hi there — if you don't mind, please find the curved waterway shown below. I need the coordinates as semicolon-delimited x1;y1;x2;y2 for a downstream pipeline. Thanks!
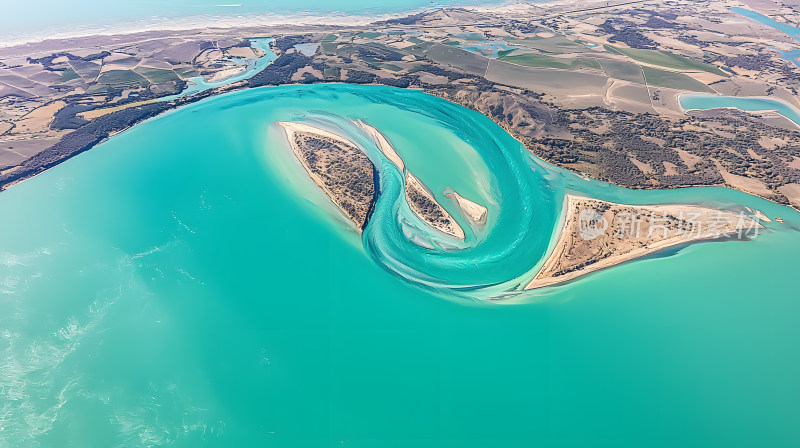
160;38;277;101
1;84;800;446
680;93;800;127
732;7;800;68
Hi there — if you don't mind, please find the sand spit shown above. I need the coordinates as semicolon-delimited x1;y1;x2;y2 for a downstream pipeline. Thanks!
526;195;761;289
745;206;771;223
277;121;376;230
352;119;404;171
405;172;465;240
446;189;488;227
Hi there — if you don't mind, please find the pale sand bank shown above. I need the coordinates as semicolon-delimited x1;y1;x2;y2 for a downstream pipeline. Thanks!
446;189;488;226
745;206;771;223
78;100;158;120
281;120;482;241
278;121;356;147
352;119;404;171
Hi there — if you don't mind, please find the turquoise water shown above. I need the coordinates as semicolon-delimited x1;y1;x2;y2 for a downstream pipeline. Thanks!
160;38;277;101
680;93;800;126
732;7;800;38
732;7;800;67
1;84;800;446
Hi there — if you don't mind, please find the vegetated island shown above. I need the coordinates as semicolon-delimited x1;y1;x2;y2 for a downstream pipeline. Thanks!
526;195;762;289
277;121;377;230
445;189;488;229
405;172;465;239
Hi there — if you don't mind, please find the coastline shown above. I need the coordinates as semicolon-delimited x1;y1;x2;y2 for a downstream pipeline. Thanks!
0;12;415;50
427;89;800;214
0;0;622;50
0;0;521;50
4;78;799;218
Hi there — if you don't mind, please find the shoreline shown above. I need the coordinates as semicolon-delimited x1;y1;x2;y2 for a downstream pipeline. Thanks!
3;79;799;218
3;3;800;215
0;0;622;50
0;12;413;50
434;89;800;214
0;1;520;50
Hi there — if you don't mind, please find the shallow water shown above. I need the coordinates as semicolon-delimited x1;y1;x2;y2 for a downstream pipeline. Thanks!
1;84;799;447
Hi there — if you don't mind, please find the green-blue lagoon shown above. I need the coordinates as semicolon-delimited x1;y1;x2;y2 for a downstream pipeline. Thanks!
1;84;799;447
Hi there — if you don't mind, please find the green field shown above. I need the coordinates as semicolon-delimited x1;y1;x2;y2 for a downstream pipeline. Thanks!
456;32;485;41
403;41;436;57
133;67;181;83
425;44;489;75
322;34;338;42
497;49;515;58
323;66;340;78
321;41;342;55
503;36;586;54
642;66;715;92
173;66;201;79
486;60;608;93
60;68;81;82
95;70;150;88
407;37;424;44
605;45;727;76
597;59;645;83
357;32;381;39
498;53;601;71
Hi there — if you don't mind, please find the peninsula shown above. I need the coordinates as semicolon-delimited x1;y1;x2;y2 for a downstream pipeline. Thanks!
526;195;762;289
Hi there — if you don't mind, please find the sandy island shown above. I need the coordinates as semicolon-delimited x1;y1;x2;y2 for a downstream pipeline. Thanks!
526;194;761;289
446;189;488;228
351;120;486;240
